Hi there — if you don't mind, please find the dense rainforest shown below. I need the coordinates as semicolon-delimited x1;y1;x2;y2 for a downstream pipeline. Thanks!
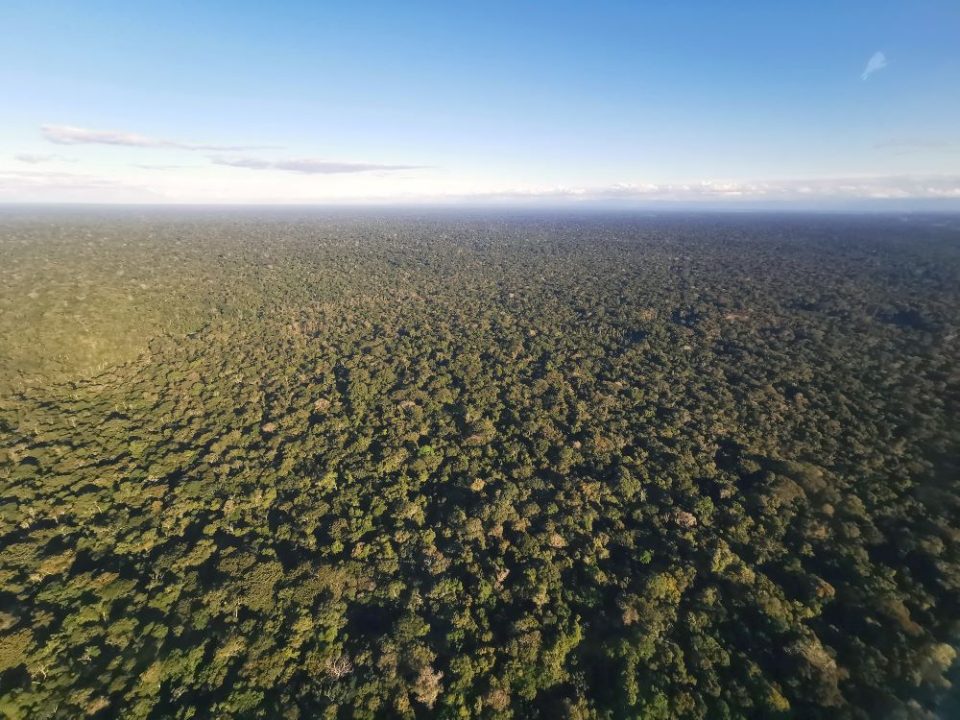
0;210;958;719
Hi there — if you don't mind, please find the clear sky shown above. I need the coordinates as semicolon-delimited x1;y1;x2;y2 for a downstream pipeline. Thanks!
1;0;958;207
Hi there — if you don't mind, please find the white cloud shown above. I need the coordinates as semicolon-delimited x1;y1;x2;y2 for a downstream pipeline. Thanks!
211;155;424;174
861;51;887;80
41;124;271;151
2;165;957;206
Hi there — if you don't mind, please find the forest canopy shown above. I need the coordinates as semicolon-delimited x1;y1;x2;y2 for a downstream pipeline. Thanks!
0;210;958;719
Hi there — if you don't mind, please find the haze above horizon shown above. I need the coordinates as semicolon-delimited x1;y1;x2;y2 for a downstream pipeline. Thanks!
1;1;958;208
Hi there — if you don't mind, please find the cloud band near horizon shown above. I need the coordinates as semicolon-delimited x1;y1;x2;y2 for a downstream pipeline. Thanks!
2;169;958;204
442;175;960;202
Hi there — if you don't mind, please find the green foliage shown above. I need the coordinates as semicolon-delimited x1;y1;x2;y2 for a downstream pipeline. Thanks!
0;213;958;718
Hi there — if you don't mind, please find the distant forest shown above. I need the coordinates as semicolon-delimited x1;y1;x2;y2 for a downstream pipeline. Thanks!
1;212;958;719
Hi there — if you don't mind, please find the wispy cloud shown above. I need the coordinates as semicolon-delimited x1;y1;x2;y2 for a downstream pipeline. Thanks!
41;124;272;151
861;51;887;80
14;153;75;164
874;138;956;151
211;155;425;174
133;163;191;170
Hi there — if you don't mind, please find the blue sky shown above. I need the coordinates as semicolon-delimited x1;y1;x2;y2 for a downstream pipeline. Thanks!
1;0;958;206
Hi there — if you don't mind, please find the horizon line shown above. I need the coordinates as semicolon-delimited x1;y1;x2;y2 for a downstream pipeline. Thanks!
2;200;960;215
